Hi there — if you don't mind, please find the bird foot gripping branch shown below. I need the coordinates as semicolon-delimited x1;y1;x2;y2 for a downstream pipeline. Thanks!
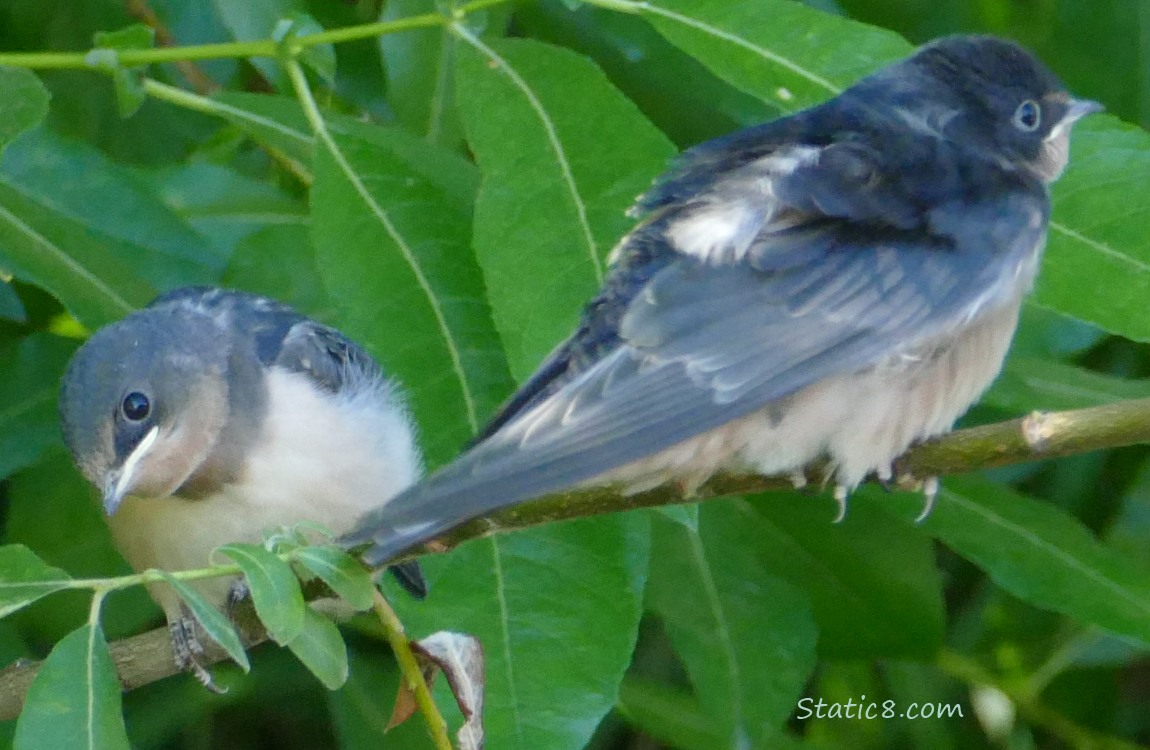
168;613;224;694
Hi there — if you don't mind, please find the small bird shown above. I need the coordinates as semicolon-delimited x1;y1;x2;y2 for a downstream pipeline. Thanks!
343;35;1101;567
59;287;424;687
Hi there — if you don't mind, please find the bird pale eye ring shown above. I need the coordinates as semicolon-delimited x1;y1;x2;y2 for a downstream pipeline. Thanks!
121;391;151;422
1013;99;1041;132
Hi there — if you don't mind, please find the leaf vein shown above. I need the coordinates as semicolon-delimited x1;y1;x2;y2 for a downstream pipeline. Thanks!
454;25;604;284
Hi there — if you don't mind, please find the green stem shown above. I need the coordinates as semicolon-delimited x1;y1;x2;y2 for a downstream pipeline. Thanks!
0;41;275;70
297;13;444;46
67;563;243;594
372;588;452;750
581;0;645;13
142;78;226;117
0;5;493;71
87;589;107;626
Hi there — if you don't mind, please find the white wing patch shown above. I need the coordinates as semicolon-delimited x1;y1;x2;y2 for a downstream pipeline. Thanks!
665;146;821;265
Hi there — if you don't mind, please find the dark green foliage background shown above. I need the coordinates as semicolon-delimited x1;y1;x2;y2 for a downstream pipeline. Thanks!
0;0;1149;748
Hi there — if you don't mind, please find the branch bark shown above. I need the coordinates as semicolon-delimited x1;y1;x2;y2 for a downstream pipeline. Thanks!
2;396;1149;720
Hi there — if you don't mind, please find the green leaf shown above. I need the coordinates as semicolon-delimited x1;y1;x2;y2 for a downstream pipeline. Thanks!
512;2;771;145
885;476;1150;646
223;224;328;318
0;68;49;155
379;0;464;147
654;503;699;531
2;129;226;276
2;451;156;643
292;546;374;612
1038;116;1150;342
634;0;906;112
217;543;306;645
454;35;677;376
137;160;306;257
0;334;76;481
14;623;129;750
648;505;817;743
286;607;349;690
392;514;650;750
212;92;480;216
328;644;429;747
0;129;224;327
0;545;72;619
0;178;145;327
748;491;946;659
0;281;25;322
618;676;807;750
310;130;513;462
985;356;1150;413
617;677;725;750
157;571;251;673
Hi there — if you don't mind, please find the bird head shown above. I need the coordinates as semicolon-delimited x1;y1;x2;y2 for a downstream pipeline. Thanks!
887;35;1102;182
59;306;232;515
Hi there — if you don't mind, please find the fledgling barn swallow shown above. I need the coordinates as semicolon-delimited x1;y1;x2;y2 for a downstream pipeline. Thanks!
343;35;1102;567
60;287;425;687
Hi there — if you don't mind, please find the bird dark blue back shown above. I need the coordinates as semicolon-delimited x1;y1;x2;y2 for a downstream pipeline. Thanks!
343;35;1101;568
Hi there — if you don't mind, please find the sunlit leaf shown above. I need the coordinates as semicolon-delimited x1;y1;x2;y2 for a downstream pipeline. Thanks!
310;129;512;462
454;35;676;376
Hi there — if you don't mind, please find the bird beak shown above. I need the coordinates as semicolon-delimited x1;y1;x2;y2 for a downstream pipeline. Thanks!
1064;98;1104;124
102;425;159;515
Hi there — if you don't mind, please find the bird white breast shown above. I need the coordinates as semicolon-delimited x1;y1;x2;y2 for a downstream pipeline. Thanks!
107;368;422;617
597;297;1023;495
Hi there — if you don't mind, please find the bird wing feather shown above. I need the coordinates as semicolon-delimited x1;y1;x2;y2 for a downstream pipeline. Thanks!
346;155;1048;563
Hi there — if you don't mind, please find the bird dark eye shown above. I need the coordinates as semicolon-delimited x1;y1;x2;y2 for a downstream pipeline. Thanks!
121;392;151;422
1012;100;1041;132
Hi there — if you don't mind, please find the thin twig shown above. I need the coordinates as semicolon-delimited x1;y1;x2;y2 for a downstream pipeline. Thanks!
372;589;453;750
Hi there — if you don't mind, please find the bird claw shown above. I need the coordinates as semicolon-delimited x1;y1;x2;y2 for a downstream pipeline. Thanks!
225;579;251;619
831;485;849;523
914;476;940;524
169;613;226;694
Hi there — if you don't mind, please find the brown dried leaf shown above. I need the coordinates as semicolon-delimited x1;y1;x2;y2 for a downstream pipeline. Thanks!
386;655;437;731
413;631;486;750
